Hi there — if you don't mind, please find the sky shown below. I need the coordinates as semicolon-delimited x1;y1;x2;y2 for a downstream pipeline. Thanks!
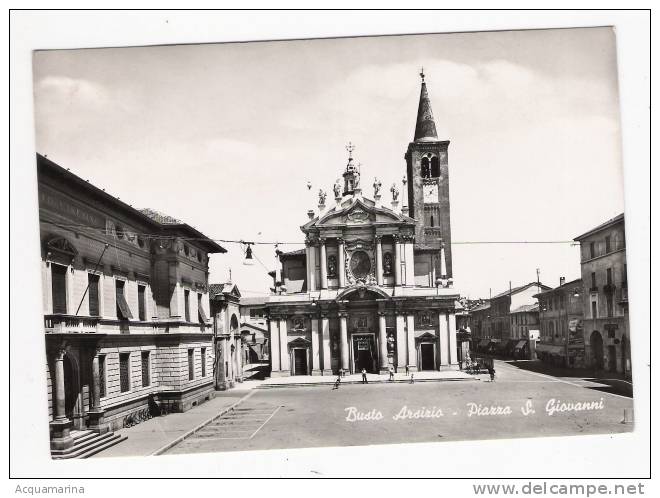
32;27;625;298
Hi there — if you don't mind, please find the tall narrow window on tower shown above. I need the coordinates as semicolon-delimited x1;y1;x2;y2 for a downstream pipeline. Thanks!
431;156;440;177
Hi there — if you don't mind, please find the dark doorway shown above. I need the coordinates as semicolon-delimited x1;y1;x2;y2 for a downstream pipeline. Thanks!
420;343;435;370
353;335;376;373
608;345;617;372
590;331;604;370
293;349;308;376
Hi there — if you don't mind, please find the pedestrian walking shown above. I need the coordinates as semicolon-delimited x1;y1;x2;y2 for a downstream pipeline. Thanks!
458;359;463;371
410;373;415;384
361;368;368;384
487;365;496;382
333;373;341;390
405;365;410;376
388;366;395;381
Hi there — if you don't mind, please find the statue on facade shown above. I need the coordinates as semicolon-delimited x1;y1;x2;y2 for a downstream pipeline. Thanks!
333;179;342;198
390;183;399;201
318;189;327;206
327;255;337;278
387;332;396;355
373;177;382;196
383;252;393;275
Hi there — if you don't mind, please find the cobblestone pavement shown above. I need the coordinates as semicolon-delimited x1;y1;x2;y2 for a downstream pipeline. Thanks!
162;360;634;456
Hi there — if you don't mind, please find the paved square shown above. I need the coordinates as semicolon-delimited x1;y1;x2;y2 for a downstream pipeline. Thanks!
163;361;634;456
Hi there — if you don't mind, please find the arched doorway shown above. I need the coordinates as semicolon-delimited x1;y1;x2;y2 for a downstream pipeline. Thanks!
590;331;604;370
62;353;79;421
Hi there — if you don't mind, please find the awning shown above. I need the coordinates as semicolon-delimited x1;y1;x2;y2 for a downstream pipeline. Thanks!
535;343;565;355
514;340;527;350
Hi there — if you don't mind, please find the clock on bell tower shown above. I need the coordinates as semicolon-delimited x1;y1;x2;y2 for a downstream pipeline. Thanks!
404;70;453;278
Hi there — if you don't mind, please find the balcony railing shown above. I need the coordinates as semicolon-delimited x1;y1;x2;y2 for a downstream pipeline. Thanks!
44;314;100;334
603;283;616;294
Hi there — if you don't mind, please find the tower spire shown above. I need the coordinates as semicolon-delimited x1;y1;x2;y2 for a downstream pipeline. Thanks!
413;70;438;142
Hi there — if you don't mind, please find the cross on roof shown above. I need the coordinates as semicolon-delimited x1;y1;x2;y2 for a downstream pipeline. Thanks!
419;66;425;82
345;141;356;158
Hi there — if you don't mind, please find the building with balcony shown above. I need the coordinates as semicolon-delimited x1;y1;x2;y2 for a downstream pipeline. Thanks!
259;73;461;377
534;278;584;367
574;214;630;376
38;154;226;457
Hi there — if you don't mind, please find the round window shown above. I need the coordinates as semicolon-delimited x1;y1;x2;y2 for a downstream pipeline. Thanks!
349;250;371;279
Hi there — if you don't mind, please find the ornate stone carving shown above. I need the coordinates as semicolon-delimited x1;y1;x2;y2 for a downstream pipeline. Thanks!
318;189;327;206
346;208;369;223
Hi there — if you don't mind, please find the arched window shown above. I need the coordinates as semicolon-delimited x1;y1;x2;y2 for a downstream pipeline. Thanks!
431;156;440;177
421;157;430;178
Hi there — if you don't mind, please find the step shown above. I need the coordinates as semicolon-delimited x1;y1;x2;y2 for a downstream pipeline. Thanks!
257;377;477;388
52;432;127;459
79;434;128;459
70;430;93;440
51;431;112;456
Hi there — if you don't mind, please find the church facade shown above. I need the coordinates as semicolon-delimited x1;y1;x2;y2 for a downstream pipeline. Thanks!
265;74;460;377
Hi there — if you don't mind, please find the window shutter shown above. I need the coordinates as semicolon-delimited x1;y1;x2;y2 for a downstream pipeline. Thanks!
198;302;208;323
88;274;100;316
51;265;68;314
188;349;194;380
138;285;146;321
119;353;130;392
116;283;133;319
141;352;150;387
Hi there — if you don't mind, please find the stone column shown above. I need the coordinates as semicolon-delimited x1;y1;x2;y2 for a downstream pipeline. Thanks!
269;319;281;374
49;348;74;451
438;312;449;367
378;313;388;373
375;235;383;286
311;317;321;375
321;316;331;374
339;314;349;372
406;314;417;372
279;317;290;373
448;312;459;365
395;314;407;370
87;347;108;434
394;236;402;286
232;338;240;382
54;349;67;421
236;338;244;382
319;239;328;290
337;238;346;288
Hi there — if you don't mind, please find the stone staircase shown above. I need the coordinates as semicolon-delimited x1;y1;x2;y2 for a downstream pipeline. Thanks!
51;430;127;460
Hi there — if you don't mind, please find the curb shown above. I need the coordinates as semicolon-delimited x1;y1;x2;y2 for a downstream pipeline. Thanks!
257;376;479;389
151;390;256;456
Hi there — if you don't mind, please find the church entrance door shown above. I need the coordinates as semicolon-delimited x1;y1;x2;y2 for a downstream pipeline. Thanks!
293;349;308;376
352;334;376;373
420;343;435;371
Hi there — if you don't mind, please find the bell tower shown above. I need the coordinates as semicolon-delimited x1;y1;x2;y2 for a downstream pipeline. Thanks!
404;70;453;278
